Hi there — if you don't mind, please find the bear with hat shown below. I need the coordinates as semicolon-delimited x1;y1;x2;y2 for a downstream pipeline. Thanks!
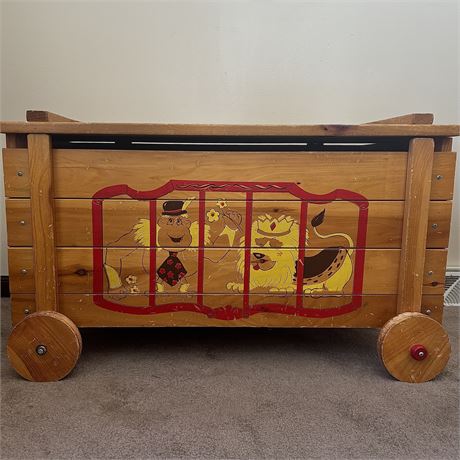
156;200;193;288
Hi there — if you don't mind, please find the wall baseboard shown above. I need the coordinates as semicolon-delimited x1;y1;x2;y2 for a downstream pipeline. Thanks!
1;276;10;298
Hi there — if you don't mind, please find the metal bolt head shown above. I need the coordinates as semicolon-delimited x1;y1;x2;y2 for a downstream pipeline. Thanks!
24;308;30;315
19;220;26;226
35;345;47;356
431;223;438;229
427;270;433;276
17;171;24;177
436;174;443;180
424;309;432;316
20;268;28;274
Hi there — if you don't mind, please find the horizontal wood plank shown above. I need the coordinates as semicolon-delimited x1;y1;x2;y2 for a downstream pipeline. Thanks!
3;149;30;197
9;293;443;328
5;198;453;249
2;148;457;200
1;121;459;137
7;247;447;296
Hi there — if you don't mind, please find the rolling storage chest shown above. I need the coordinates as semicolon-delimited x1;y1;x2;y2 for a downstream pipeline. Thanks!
2;111;458;382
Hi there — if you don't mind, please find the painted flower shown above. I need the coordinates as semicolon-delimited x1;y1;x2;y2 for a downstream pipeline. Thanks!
207;209;220;222
130;285;140;294
125;275;137;285
217;199;228;208
175;262;182;270
167;271;174;278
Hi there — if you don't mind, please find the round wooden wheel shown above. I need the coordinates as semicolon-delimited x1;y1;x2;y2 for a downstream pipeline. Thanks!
7;311;82;382
378;312;451;383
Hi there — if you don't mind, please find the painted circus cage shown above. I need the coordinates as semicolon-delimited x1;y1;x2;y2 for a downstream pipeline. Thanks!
1;111;458;382
92;181;368;318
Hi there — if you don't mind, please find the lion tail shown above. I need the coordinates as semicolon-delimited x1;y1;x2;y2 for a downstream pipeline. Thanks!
313;227;354;256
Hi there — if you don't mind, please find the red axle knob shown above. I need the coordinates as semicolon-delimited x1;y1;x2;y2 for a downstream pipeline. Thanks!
410;344;428;361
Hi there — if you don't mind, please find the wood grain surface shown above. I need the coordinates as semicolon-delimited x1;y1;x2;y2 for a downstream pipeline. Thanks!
7;247;447;295
26;110;78;123
5;198;453;249
397;139;434;313
1;120;459;137
366;113;434;125
2;148;457;200
378;312;451;383
2;121;457;332
27;135;58;312
7;311;81;381
8;293;444;328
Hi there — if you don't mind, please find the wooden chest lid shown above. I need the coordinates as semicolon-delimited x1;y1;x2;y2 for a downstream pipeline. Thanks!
1;111;459;138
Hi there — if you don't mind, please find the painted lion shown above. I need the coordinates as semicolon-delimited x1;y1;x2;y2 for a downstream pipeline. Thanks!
227;211;354;295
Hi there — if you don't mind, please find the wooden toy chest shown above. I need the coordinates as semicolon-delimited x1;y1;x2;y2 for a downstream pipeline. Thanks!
2;111;459;382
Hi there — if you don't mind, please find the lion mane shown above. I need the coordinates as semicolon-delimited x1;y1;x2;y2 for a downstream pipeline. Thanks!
235;217;301;291
232;212;354;294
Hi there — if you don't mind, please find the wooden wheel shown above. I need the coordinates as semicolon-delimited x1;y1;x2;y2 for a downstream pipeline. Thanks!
7;311;82;382
378;312;451;383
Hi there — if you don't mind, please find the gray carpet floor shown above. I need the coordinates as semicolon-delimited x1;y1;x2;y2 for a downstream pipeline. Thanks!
1;298;458;460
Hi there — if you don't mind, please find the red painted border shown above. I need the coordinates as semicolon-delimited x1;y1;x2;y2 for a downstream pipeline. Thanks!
197;191;206;307
242;192;253;317
149;200;157;307
296;201;308;307
92;180;368;319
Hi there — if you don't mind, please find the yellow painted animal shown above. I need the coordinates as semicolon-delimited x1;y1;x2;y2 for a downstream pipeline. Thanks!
227;211;354;295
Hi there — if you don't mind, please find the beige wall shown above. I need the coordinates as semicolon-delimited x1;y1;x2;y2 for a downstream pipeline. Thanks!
1;0;458;275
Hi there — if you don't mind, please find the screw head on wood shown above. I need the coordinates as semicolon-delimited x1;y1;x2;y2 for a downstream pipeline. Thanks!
19;220;26;225
20;268;28;274
24;308;30;315
35;345;47;356
431;223;438;229
427;270;433;276
424;309;432;316
436;175;443;180
16;171;24;177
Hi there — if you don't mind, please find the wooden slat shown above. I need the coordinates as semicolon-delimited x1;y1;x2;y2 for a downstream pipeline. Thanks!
420;295;444;324
434;137;453;151
46;149;419;199
397;139;434;313
8;248;34;293
2;149;457;200
427;200;453;246
366;113;434;125
50;295;401;328
7;247;447;296
5;134;27;148
5;199;32;246
5;198;453;249
26;110;78;122
1;121;459;137
27;134;58;311
12;293;396;328
431;151;456;199
11;293;36;325
9;293;443;328
2;149;30;197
